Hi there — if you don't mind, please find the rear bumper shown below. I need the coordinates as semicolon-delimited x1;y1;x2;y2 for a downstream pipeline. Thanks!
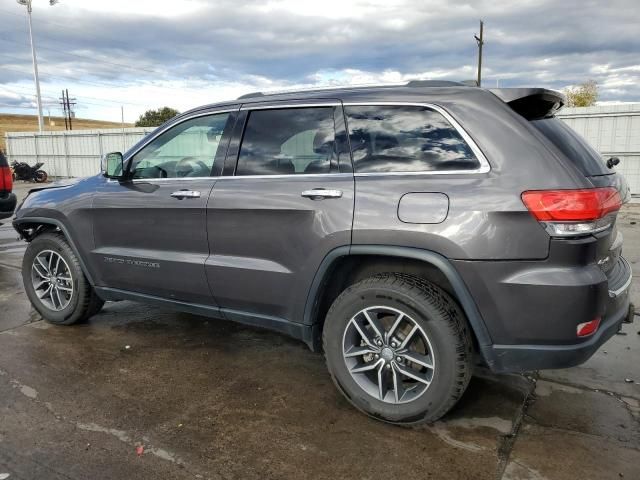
0;192;17;220
453;251;633;373
485;298;633;373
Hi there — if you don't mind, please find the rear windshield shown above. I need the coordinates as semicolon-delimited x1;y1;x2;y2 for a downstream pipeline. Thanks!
530;117;610;176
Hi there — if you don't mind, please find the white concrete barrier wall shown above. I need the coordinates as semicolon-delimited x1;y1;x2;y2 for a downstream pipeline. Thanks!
4;104;640;194
558;104;640;195
5;127;155;178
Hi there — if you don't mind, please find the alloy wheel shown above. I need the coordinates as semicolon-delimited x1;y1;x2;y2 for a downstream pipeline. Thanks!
342;306;435;404
31;250;74;311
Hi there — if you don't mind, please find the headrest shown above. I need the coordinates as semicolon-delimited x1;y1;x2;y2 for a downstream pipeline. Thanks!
313;129;334;154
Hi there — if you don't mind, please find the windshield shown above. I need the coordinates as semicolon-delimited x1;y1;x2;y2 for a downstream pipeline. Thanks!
531;117;610;177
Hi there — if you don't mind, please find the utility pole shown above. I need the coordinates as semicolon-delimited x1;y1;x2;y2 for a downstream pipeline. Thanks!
17;0;60;132
66;89;76;130
59;89;68;130
474;20;484;87
58;89;76;130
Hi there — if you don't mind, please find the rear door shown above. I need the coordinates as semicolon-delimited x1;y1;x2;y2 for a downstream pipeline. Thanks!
206;101;354;323
91;109;237;304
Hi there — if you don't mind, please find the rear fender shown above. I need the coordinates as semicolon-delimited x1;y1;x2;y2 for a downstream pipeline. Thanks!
304;245;495;365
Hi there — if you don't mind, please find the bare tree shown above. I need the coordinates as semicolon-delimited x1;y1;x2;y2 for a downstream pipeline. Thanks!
564;80;598;107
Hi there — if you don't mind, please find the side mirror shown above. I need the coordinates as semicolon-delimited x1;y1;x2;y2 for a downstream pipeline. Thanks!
101;152;125;179
606;156;620;169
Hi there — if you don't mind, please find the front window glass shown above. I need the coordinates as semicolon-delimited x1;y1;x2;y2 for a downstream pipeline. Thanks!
236;107;336;175
345;106;480;173
130;113;231;179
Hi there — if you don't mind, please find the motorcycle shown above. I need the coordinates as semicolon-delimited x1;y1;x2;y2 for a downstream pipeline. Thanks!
11;161;48;183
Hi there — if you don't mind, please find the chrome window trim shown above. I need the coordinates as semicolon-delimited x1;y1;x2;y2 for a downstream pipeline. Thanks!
342;101;491;176
115;101;491;182
108;173;354;183
234;102;343;177
218;173;353;180
122;107;239;163
135;177;218;183
240;102;341;111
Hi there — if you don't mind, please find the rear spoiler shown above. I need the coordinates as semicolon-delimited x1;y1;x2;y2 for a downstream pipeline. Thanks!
489;88;565;120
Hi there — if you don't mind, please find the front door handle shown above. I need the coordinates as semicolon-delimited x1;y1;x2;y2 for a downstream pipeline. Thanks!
171;190;201;199
301;188;343;200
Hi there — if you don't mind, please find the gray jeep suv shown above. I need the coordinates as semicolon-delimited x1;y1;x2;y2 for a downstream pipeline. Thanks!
13;81;634;424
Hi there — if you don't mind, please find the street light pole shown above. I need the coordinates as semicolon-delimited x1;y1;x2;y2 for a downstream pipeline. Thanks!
17;0;58;132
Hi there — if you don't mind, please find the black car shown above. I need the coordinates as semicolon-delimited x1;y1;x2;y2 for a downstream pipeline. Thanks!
0;151;17;223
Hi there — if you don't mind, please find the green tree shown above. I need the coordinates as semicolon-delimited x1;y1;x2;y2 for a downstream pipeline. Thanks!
135;107;180;127
564;80;598;107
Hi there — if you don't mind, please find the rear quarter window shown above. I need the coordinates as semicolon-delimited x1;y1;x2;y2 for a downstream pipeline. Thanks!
344;105;481;173
530;117;610;177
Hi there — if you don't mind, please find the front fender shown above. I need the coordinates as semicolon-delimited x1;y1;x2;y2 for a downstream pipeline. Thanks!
13;216;96;286
13;175;102;285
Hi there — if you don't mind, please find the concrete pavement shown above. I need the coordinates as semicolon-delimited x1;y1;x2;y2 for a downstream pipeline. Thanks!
0;181;638;480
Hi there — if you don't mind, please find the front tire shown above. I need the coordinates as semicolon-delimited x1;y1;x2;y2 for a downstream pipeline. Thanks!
23;232;101;325
323;273;473;425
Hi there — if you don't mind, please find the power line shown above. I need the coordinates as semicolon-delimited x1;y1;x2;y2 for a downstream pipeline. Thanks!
0;35;161;75
0;6;194;65
1;63;150;93
1;83;148;108
1;59;170;107
0;7;179;63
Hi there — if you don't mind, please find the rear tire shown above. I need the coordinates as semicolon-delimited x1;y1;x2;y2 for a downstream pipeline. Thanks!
323;273;473;425
22;232;100;325
34;170;48;183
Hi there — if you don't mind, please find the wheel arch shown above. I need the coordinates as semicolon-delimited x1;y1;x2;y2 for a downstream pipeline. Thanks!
304;245;494;363
14;216;96;286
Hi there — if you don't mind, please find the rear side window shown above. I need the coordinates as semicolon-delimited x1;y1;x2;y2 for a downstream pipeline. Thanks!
236;107;336;175
531;117;609;176
344;105;480;173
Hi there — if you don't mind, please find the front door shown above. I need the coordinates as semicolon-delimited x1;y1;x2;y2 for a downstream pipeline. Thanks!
91;109;236;304
206;102;354;323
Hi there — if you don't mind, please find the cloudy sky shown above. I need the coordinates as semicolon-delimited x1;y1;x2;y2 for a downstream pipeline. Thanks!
0;0;639;122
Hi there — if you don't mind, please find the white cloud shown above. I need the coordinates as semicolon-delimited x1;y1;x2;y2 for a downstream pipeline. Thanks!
56;0;207;18
1;0;639;122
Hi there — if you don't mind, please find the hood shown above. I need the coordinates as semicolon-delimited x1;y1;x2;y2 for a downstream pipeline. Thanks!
26;176;83;195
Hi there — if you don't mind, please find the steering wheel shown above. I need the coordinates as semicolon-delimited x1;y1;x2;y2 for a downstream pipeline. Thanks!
175;157;210;177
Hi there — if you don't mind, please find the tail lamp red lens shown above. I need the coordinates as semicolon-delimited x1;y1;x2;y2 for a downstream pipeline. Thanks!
576;318;601;337
521;188;622;237
0;166;12;192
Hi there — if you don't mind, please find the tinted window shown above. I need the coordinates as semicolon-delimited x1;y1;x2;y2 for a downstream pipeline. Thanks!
130;113;231;179
345;106;480;173
531;117;609;177
236;107;336;175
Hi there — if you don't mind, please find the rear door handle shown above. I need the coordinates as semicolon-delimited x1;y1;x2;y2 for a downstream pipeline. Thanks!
301;188;343;200
171;190;201;199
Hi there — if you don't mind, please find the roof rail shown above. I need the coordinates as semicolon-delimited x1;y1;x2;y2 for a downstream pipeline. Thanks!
405;80;466;87
237;91;265;99
236;80;469;100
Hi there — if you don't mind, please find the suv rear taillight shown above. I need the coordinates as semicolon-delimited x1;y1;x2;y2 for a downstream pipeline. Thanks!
0;165;12;192
521;188;622;237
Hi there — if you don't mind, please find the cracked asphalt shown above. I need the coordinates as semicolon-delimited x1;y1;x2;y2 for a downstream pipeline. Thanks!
0;182;638;480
